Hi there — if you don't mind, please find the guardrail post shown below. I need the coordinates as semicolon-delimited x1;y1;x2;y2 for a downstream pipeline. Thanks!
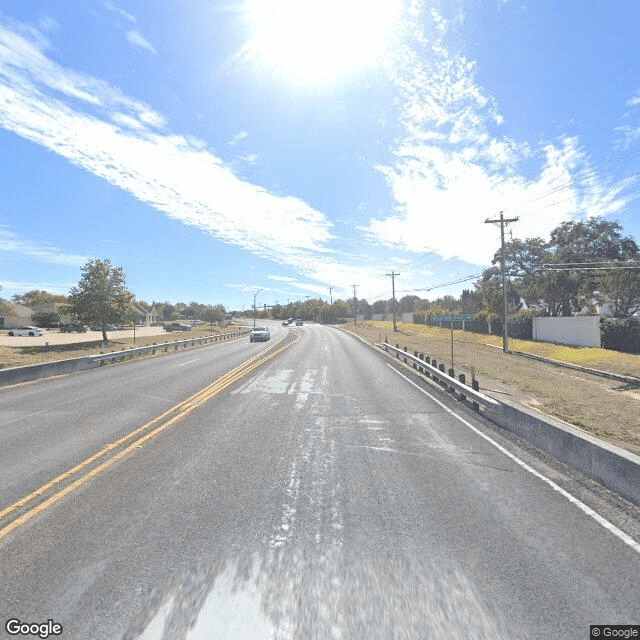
396;344;399;358
413;350;418;368
458;374;466;401
471;379;480;411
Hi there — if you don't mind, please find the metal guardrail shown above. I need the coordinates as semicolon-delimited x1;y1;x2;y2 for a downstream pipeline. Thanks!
378;342;501;412
87;329;251;365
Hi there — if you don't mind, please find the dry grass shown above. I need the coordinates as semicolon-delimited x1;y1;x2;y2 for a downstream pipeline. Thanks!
344;321;640;456
0;325;242;370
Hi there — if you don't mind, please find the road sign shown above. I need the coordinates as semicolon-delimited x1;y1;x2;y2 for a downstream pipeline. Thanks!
431;315;475;322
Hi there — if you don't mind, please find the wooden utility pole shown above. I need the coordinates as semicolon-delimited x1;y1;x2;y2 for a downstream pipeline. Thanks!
352;284;358;325
484;212;518;353
386;271;400;331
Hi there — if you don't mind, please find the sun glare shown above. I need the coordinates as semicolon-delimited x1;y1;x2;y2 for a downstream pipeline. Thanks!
243;0;403;84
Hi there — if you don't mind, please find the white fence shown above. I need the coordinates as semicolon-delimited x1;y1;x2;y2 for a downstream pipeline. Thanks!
532;316;600;347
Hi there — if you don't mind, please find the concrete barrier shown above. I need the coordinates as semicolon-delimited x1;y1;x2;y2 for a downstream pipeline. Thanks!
0;329;251;387
0;357;96;386
380;341;640;507
484;401;640;508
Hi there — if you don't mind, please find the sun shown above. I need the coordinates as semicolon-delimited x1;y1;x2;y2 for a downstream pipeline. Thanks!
242;0;403;85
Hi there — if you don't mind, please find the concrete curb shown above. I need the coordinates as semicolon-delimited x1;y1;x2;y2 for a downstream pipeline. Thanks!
510;350;640;386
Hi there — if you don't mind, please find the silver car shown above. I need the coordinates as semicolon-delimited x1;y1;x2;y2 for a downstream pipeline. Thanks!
249;326;270;342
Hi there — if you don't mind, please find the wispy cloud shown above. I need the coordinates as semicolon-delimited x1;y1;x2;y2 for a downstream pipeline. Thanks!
0;280;74;295
0;20;340;285
364;4;632;266
126;29;157;55
0;227;88;266
228;130;248;146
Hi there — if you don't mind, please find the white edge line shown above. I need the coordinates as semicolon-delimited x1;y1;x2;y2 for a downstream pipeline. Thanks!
386;363;640;555
171;359;200;368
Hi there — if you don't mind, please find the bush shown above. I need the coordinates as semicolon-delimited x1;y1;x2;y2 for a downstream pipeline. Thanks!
507;309;536;340
600;317;640;354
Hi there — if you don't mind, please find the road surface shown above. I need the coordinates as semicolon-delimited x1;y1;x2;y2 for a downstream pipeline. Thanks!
0;323;638;639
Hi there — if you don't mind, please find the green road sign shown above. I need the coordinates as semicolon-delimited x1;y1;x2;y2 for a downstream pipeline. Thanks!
431;314;475;322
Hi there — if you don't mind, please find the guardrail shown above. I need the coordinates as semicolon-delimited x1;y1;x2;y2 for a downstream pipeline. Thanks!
0;329;251;387
378;342;501;413
377;340;640;507
88;329;251;365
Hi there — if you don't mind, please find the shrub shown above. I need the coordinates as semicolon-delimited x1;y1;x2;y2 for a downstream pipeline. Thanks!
600;317;640;354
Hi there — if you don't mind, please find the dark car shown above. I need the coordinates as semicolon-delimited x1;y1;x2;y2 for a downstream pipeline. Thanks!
295;319;303;326
59;323;87;333
164;322;191;332
249;326;270;342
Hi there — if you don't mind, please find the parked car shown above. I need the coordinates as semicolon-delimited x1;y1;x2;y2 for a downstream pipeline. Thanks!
295;319;303;326
90;324;119;331
282;320;290;326
7;326;46;337
249;326;270;342
164;322;191;332
59;323;87;333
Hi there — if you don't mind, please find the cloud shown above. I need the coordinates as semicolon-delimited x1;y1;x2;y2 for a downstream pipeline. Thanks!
0;20;343;286
228;131;248;146
126;29;157;55
104;1;137;24
365;5;632;266
0;280;74;295
0;227;88;266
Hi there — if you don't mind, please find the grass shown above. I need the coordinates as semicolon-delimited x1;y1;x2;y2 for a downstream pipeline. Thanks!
0;325;244;370
343;320;640;455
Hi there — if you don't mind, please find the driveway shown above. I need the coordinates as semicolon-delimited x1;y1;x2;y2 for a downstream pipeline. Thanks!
0;326;168;347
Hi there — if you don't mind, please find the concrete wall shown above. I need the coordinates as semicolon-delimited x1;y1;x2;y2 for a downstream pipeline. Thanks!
372;314;385;321
0;357;97;386
401;312;414;323
486;400;640;507
533;316;601;347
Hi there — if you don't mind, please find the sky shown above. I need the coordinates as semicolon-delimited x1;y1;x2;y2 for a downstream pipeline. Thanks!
0;0;639;311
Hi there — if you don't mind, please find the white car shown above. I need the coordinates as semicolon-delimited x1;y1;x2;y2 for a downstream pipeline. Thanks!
7;326;47;337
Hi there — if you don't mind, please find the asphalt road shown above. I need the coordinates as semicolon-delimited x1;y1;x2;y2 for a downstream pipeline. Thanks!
0;323;638;640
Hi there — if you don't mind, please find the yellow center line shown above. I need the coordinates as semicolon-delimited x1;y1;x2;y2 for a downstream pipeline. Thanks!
0;332;298;539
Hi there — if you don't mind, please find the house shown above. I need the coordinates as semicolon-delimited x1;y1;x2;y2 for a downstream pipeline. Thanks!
0;301;34;330
131;302;159;326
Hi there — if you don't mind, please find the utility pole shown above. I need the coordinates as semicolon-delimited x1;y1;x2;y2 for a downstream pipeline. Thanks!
386;271;400;332
329;286;333;305
352;284;358;325
485;212;518;353
253;289;261;327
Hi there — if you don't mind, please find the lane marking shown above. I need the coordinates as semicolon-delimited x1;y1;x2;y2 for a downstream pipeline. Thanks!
170;358;200;368
387;364;640;555
0;333;299;541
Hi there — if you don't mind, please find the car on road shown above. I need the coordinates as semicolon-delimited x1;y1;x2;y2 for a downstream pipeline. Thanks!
282;320;289;326
249;326;270;342
59;323;87;333
295;319;303;326
7;326;46;337
163;322;191;332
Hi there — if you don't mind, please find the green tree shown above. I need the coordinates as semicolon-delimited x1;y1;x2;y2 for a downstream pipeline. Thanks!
12;289;67;306
64;259;133;343
31;310;61;328
597;268;640;318
201;304;226;329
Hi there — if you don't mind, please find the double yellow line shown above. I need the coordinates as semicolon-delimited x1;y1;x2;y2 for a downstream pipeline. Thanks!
0;331;299;542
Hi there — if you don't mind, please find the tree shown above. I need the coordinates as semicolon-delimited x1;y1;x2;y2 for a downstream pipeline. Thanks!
31;310;61;328
64;259;133;343
12;289;67;306
201;304;226;329
597;269;640;318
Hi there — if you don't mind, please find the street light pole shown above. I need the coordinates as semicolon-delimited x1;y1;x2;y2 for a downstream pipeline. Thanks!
253;289;261;327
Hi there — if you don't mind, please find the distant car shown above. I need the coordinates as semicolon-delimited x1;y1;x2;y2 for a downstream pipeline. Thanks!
164;322;191;332
59;323;87;333
249;326;270;342
7;326;46;337
191;320;203;325
90;324;119;331
295;319;303;326
282;320;289;326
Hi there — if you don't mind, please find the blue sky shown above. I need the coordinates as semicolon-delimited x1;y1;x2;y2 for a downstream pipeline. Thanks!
1;0;639;311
